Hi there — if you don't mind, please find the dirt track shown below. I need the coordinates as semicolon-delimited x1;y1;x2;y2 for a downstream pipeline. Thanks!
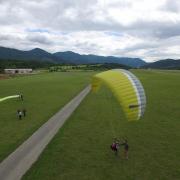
0;74;9;80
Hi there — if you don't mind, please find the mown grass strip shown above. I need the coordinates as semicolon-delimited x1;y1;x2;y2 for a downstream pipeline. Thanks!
23;70;180;180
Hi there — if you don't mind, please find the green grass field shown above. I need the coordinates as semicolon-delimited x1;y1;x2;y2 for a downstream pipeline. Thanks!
23;70;180;180
0;72;94;162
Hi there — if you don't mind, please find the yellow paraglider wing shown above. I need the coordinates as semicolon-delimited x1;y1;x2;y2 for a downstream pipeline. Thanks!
92;69;146;121
0;95;20;102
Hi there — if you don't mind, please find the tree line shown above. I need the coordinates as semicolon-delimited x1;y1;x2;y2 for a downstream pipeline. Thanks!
0;59;54;73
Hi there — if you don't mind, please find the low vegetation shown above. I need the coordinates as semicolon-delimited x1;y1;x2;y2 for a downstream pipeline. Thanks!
0;72;94;162
23;70;180;180
0;59;54;73
49;63;130;72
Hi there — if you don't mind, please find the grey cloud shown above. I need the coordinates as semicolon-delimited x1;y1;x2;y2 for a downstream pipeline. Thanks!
110;34;180;61
161;0;180;12
0;0;28;25
72;40;103;54
122;42;158;53
1;0;179;40
1;0;180;61
125;20;180;39
0;34;12;41
143;49;180;60
0;33;23;41
26;34;53;45
108;1;132;8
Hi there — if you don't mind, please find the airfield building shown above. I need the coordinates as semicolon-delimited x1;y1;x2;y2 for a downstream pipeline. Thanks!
4;68;33;74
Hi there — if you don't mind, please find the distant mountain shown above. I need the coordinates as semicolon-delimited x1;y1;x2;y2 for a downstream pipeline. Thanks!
0;46;146;67
28;48;57;62
142;59;180;69
0;46;56;63
54;51;146;67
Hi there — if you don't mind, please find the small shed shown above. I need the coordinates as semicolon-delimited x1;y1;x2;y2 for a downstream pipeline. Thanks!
4;69;33;74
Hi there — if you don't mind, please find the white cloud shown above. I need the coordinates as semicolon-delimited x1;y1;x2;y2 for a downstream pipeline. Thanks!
0;0;180;61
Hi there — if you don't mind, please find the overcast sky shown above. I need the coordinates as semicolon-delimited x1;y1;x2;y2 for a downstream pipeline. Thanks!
0;0;180;62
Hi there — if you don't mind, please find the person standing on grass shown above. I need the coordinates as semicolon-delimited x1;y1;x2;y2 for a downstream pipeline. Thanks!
22;108;26;117
19;94;23;101
121;139;129;159
111;138;120;156
17;110;22;120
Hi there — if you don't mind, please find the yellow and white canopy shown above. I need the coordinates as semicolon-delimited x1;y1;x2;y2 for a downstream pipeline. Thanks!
91;69;146;121
0;95;20;102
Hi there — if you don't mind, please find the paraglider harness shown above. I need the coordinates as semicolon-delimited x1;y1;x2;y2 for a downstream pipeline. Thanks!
111;142;118;151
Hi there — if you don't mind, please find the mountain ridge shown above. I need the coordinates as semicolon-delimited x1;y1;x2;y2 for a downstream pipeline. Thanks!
1;46;180;69
0;46;146;68
0;46;56;63
142;59;180;69
53;51;146;67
